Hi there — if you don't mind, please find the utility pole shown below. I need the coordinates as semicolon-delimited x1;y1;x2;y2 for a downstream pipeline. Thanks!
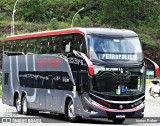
11;0;19;35
71;7;84;28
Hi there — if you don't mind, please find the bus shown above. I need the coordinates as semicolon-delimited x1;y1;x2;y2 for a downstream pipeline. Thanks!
2;28;159;123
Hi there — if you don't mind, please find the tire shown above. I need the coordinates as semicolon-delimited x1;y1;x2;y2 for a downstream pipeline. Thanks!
112;118;125;124
22;96;31;115
66;100;81;122
15;97;22;114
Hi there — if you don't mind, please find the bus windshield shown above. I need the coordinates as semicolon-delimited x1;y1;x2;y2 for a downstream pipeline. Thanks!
88;35;143;62
92;66;145;96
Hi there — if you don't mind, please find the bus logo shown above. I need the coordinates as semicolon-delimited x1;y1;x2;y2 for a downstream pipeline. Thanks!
119;105;123;109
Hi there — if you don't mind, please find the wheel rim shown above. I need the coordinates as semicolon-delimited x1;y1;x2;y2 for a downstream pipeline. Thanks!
68;101;76;119
16;98;21;112
23;98;27;113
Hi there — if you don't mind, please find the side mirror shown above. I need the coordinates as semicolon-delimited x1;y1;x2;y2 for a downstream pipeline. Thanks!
144;57;159;77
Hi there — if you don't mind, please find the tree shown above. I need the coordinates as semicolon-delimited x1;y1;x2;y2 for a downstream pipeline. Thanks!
101;0;160;28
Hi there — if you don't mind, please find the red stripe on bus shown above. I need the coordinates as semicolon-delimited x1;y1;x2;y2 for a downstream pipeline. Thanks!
5;29;84;41
91;103;145;113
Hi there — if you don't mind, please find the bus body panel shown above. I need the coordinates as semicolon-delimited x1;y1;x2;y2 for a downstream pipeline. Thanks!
2;54;75;110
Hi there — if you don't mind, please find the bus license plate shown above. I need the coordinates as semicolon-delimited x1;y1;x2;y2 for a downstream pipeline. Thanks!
116;114;125;118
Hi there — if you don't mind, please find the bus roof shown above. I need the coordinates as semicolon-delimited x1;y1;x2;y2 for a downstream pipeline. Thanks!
5;28;138;41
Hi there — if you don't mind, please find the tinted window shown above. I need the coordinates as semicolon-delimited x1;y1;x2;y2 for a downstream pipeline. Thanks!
26;38;37;54
38;37;50;54
12;41;18;52
4;33;87;54
19;72;73;91
4;73;9;85
4;41;12;52
18;39;27;53
73;34;86;53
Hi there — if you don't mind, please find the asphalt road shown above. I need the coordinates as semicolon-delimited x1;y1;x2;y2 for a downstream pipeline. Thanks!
0;86;160;126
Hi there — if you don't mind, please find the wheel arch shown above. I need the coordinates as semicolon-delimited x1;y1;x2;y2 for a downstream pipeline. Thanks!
13;91;19;107
21;91;27;101
64;95;73;113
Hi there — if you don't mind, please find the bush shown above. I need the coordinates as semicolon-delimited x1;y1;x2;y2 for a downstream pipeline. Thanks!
138;33;157;48
81;16;92;27
0;14;3;21
50;18;59;30
58;21;70;29
73;15;92;27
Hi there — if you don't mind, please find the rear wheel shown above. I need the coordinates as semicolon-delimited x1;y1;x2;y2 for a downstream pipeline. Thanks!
22;96;31;115
112;118;125;124
15;97;22;114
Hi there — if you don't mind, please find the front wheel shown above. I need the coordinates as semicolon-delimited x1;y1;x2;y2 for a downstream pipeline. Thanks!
66;100;81;122
112;118;125;124
68;100;77;122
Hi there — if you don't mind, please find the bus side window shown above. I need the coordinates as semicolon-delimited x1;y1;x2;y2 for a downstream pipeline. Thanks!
18;39;27;54
53;35;62;53
39;37;50;54
11;41;19;52
73;34;87;54
26;38;37;54
62;34;73;53
48;37;55;53
26;42;34;54
4;41;11;52
4;73;9;85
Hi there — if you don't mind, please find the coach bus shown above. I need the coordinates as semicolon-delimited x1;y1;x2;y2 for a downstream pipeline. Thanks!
2;28;159;123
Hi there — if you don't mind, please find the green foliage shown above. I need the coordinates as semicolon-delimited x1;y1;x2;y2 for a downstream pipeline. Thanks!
80;16;92;27
73;15;92;27
138;33;157;48
101;0;160;28
0;13;3;21
58;21;70;29
50;18;59;29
